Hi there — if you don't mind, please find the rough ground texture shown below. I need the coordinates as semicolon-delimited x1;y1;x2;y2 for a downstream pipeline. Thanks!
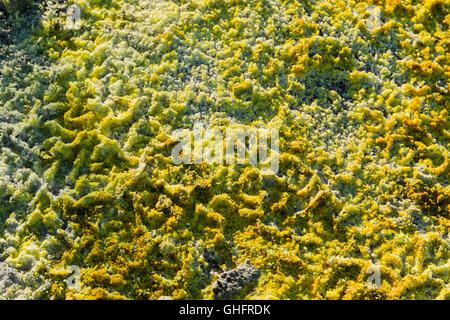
0;262;23;299
0;0;449;300
212;262;260;299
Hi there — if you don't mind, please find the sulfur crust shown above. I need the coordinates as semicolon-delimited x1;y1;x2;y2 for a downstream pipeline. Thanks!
0;0;449;299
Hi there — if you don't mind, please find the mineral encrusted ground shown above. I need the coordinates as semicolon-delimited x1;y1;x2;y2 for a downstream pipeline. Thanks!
0;0;449;299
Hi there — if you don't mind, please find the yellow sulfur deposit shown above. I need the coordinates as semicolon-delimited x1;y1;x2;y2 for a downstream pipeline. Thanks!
0;0;448;300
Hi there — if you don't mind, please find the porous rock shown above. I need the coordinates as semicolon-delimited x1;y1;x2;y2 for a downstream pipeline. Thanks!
212;262;260;300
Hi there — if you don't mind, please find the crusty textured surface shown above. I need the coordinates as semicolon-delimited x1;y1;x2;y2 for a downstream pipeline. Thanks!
0;0;448;300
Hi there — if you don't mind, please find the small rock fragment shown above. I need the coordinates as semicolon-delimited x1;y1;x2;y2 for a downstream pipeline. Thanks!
211;261;260;300
0;262;22;294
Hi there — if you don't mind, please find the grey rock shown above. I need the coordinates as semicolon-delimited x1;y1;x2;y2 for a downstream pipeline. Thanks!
212;261;260;300
0;262;22;293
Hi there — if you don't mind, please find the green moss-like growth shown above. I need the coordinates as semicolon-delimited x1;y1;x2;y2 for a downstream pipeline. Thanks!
0;0;34;14
1;0;449;300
